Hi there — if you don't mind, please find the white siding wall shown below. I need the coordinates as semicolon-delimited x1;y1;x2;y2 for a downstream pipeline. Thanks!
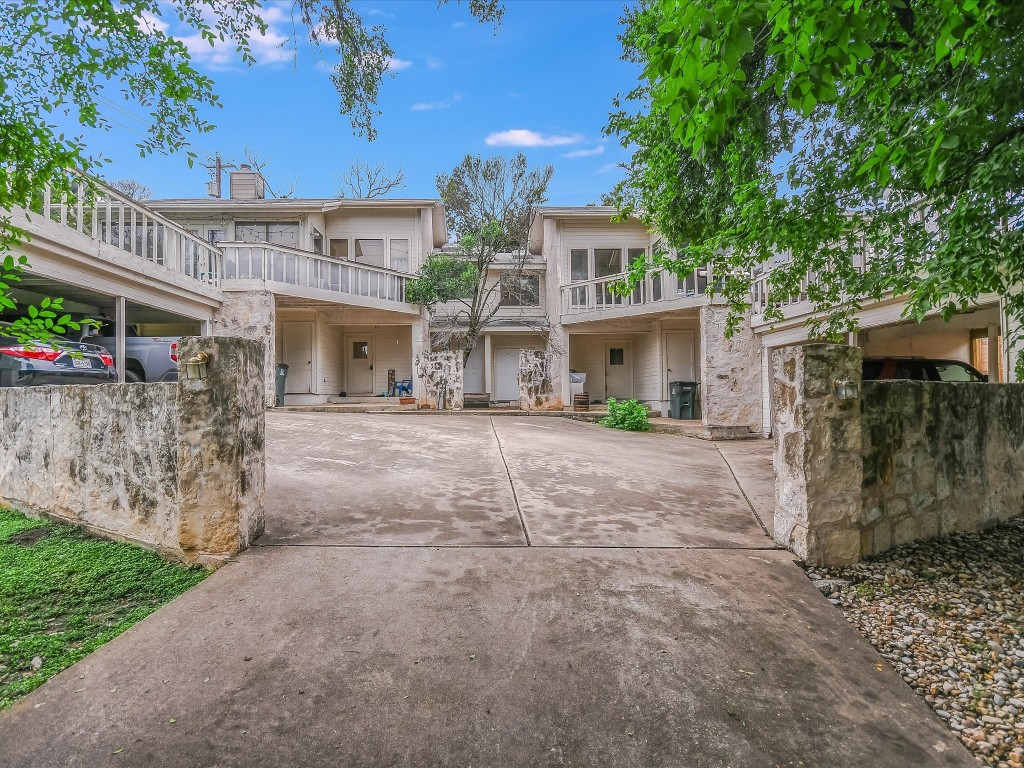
559;221;654;284
317;318;345;395
861;325;971;361
369;326;414;394
633;331;661;401
324;212;421;272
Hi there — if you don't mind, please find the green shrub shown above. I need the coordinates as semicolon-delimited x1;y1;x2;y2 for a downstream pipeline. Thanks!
600;397;650;432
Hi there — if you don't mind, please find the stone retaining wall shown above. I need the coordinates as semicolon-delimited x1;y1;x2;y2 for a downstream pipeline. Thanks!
0;336;265;567
772;343;1024;566
861;380;1024;556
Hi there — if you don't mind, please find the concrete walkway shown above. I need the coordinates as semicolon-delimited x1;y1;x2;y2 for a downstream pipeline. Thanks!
0;415;972;767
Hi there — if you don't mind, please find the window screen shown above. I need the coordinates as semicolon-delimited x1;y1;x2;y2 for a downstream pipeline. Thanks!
595;248;622;277
390;239;410;272
330;239;349;259
570;249;589;281
355;238;385;267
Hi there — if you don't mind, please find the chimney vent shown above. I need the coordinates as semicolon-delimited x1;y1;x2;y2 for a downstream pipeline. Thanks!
229;166;265;200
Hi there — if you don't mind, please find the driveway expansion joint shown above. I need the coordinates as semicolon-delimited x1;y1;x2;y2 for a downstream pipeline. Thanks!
490;417;532;546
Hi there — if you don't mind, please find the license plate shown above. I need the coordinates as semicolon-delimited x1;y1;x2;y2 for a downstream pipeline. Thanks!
72;357;92;369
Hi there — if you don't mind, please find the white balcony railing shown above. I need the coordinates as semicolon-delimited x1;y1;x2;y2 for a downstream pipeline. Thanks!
221;242;410;304
32;174;222;287
561;267;712;316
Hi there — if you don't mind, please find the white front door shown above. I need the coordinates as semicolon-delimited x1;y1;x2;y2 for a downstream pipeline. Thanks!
664;330;696;389
494;348;520;402
346;335;374;394
604;342;633;400
282;322;313;394
464;344;485;393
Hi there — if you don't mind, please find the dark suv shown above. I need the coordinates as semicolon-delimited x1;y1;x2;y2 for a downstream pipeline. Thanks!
862;356;988;382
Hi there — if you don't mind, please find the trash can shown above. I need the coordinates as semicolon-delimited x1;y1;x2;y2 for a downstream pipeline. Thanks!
275;363;289;407
669;381;698;420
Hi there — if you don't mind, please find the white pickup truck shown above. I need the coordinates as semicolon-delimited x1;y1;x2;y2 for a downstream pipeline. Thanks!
86;321;179;383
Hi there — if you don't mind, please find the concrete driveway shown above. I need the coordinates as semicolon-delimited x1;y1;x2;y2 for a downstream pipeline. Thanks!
0;414;972;768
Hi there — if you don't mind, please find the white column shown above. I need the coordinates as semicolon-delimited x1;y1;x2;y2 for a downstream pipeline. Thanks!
115;296;126;383
483;332;494;398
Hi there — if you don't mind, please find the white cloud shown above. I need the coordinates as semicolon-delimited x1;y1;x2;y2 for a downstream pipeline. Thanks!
175;4;293;70
452;21;467;28
562;145;605;159
411;93;464;111
596;163;621;174
365;8;395;18
485;129;584;148
137;10;169;34
386;56;413;72
426;55;443;69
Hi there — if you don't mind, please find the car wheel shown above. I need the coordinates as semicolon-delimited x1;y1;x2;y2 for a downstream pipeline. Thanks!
124;369;143;383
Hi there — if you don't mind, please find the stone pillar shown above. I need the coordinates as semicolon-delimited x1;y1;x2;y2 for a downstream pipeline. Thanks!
211;290;276;407
700;304;762;431
415;350;464;410
518;348;562;410
772;343;863;566
176;336;266;566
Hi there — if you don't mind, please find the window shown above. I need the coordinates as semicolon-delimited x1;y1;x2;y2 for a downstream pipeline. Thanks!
354;238;385;267
352;341;369;360
570;249;589;281
594;248;622;277
330;239;348;259
500;274;541;307
390;239;410;272
935;362;984;382
628;247;646;266
206;229;225;245
234;222;299;247
311;227;324;255
651;272;663;301
609;348;624;366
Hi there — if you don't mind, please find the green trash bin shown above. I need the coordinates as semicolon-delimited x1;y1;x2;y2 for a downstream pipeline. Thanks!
275;363;289;407
669;381;698;420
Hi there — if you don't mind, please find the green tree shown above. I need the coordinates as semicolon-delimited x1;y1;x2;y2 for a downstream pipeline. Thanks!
607;0;1024;373
0;0;503;343
407;153;553;362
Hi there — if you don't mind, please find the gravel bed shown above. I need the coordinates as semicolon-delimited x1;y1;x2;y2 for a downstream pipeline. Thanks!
807;516;1024;767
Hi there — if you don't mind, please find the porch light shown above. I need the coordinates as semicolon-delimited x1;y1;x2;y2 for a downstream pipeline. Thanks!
833;378;859;401
185;351;210;381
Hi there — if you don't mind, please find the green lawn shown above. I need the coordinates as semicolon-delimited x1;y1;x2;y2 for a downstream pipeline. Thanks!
0;508;207;710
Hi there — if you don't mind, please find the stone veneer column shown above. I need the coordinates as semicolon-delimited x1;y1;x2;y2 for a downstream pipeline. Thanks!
211;290;276;407
415;350;464;410
518;348;562;410
772;343;863;566
176;336;266;566
700;304;762;430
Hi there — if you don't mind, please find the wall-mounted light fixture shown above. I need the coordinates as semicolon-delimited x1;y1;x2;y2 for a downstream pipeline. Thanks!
834;378;859;401
185;351;210;380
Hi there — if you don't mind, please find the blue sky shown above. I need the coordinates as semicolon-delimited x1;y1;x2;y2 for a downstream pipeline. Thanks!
77;1;639;205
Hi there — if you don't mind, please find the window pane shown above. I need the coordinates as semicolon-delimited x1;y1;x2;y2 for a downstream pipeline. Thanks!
628;247;646;266
330;239;349;259
355;238;385;267
311;227;324;255
500;275;541;307
235;223;262;242
570;249;589;281
609;348;624;366
352;342;369;360
207;229;224;245
594;248;622;277
390;239;410;272
267;223;299;248
935;363;978;382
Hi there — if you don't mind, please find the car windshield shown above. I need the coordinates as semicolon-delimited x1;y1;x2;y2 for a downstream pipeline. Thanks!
935;362;982;382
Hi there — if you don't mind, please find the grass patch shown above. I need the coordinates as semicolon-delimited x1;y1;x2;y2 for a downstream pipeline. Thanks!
0;508;207;710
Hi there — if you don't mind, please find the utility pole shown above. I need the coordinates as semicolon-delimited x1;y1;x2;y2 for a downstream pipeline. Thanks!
202;152;236;198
